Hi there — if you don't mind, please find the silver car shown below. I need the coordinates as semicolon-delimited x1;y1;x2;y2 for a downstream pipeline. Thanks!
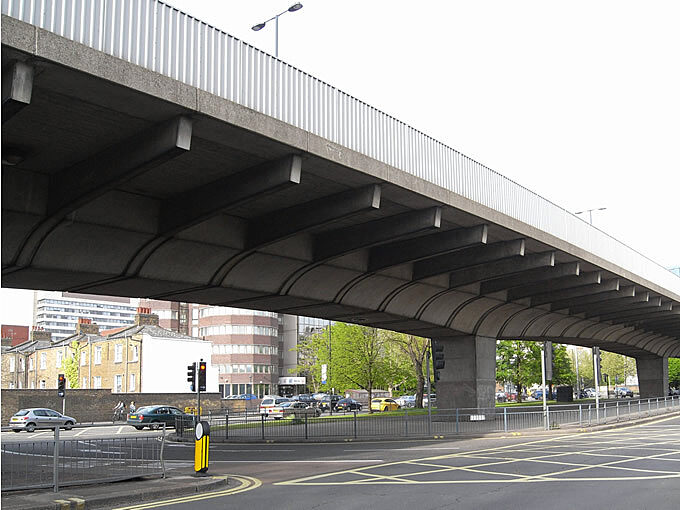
9;408;77;433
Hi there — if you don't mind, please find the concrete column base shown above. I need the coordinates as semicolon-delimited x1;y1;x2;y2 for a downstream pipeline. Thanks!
636;356;668;398
434;335;496;410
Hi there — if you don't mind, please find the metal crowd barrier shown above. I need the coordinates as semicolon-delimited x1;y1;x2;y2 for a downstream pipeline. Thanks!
1;425;166;492
174;396;680;442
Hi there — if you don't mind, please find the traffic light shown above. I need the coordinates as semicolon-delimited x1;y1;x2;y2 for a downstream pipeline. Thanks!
187;362;196;392
198;359;207;392
57;373;65;397
432;340;445;382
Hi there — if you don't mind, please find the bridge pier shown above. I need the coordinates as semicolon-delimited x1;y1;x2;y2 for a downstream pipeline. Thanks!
434;335;496;410
636;355;669;398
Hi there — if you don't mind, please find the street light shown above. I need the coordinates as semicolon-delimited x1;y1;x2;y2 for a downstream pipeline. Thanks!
575;207;607;225
251;3;303;58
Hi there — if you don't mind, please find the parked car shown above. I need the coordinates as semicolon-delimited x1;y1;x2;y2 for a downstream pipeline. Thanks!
237;393;258;400
9;408;76;433
583;388;597;398
336;398;362;412
281;401;321;419
319;394;344;412
505;392;518;402
531;389;554;400
615;387;634;398
292;394;316;404
495;391;507;402
423;393;437;406
395;395;415;408
259;396;290;416
370;398;400;412
126;405;185;430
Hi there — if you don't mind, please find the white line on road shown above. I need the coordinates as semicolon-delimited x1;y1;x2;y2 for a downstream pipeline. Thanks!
207;460;385;463
345;447;460;451
116;426;125;434
74;428;88;436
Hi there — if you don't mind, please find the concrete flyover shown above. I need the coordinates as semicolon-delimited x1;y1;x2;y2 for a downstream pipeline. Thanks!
2;4;679;409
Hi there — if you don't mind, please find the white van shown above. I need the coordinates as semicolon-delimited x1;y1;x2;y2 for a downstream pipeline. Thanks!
259;396;290;415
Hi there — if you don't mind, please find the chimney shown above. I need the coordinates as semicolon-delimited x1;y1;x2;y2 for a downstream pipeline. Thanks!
135;307;159;327
76;318;100;335
30;327;52;342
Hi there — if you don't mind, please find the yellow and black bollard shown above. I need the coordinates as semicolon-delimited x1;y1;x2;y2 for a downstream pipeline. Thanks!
194;420;210;475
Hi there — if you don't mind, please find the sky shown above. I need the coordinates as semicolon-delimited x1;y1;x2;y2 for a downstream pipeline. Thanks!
2;0;679;326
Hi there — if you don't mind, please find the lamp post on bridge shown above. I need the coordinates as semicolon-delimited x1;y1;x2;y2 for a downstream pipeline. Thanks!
251;3;303;58
575;207;607;225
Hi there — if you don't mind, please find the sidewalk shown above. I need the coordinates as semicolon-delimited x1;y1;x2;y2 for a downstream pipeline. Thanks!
0;472;227;510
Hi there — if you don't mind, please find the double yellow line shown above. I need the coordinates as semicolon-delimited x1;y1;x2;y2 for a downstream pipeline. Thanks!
113;475;262;509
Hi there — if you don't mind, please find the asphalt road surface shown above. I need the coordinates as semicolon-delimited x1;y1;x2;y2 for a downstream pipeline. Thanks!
103;414;680;510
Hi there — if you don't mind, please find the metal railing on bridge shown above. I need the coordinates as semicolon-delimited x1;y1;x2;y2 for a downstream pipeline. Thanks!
174;396;680;442
1;425;166;492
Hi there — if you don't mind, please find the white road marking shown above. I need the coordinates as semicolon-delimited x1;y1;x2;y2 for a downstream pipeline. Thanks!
346;447;460;451
74;428;88;436
207;459;384;463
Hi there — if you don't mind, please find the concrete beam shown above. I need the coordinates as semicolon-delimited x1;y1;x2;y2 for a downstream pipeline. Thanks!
608;306;679;325
636;355;669;398
545;281;627;310
413;239;525;281
313;207;441;262
507;271;602;301
247;184;380;249
480;261;580;294
570;290;648;315
2;60;33;123
160;155;302;236
49;116;193;216
368;224;488;273
593;297;664;321
448;251;554;289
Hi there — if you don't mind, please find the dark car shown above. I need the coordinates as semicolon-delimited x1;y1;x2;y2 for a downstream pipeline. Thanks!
615;387;633;398
336;398;362;412
319;394;343;412
292;394;317;404
127;405;185;430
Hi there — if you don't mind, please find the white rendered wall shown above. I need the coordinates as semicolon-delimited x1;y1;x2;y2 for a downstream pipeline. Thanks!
140;334;218;393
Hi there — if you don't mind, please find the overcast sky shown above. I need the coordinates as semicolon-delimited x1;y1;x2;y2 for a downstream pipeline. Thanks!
2;0;678;326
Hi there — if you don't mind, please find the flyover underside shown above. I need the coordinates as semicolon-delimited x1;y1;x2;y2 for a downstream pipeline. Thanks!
2;17;679;406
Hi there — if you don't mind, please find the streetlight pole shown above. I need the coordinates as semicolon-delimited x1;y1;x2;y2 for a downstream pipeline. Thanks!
251;3;303;58
575;207;607;225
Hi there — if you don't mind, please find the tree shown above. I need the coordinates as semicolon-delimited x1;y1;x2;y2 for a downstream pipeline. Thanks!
327;323;391;411
383;331;430;408
63;340;81;388
496;340;542;401
669;358;680;388
600;351;637;388
292;331;329;393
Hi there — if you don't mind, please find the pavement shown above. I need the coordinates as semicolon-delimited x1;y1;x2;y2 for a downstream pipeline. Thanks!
3;409;679;510
1;473;228;510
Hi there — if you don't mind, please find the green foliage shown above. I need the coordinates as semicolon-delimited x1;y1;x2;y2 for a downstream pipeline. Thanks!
669;358;680;388
600;351;636;386
382;331;430;408
551;344;576;385
63;340;81;388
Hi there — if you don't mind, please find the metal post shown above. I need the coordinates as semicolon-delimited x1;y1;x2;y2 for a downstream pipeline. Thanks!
275;14;279;58
579;404;582;427
353;411;357;439
503;407;508;432
305;413;308;440
616;401;620;421
53;425;60;492
62;396;65;416
405;409;409;437
226;413;229;440
541;343;548;430
456;408;459;434
261;414;265;440
593;347;600;424
426;349;432;436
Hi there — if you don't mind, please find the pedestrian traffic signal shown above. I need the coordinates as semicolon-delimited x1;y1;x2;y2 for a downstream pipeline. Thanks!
432;340;445;381
198;360;207;392
187;362;196;392
57;373;65;397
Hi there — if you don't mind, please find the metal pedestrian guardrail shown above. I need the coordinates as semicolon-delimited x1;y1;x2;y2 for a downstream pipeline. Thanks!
1;425;166;492
174;396;680;442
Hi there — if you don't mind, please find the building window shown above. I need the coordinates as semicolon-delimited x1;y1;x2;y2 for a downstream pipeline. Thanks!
94;346;102;365
114;344;123;363
39;380;46;389
129;373;136;392
56;350;63;368
80;351;87;366
93;376;102;389
28;357;34;371
131;345;138;362
9;357;15;372
9;382;15;389
40;353;46;369
19;358;25;371
114;375;123;393
82;377;88;389
30;381;35;389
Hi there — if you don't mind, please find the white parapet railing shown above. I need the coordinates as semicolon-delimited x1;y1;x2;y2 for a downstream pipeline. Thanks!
3;0;679;297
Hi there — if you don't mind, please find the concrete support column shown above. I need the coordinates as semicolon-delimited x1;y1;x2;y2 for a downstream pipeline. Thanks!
434;335;496;410
636;355;668;398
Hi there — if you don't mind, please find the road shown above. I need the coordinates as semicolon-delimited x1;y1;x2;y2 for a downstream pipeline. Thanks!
103;414;680;510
